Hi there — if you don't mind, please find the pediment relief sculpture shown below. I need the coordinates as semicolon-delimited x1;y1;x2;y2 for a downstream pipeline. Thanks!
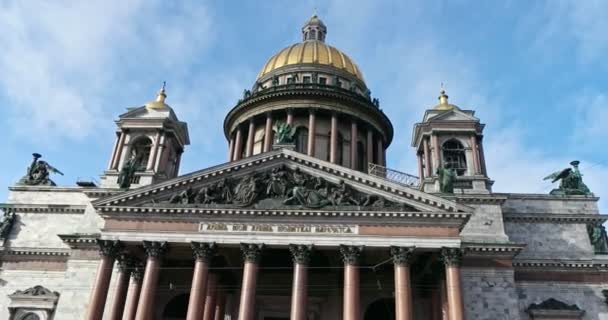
10;285;59;298
143;165;418;211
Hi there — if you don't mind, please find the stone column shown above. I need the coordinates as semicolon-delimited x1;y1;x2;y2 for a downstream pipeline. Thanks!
245;120;255;158
307;110;316;156
340;245;363;320
366;129;374;169
228;136;235;162
203;274;218;320
187;242;217;320
122;262;144;320
350;120;358;170
214;291;226;320
85;240;122;320
111;131;127;170
135;241;167;320
289;244;312;320
440;279;449;320
431;134;441;172
390;247;414;320
417;153;424;179
234;127;243;161
376;137;384;167
107;256;132;320
441;248;464;320
147;131;161;171
108;132;121;170
423;137;432;177
330;113;338;164
469;135;480;175
287;109;294;125
153;133;166;172
264;113;273;152
478;136;487;176
238;243;264;320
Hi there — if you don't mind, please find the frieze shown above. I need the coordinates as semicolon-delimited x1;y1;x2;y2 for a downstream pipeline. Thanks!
199;223;356;235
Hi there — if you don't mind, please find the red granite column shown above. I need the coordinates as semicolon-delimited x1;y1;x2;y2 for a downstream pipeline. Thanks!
442;248;464;320
214;292;226;320
330;113;338;164
340;245;363;320
135;241;167;320
245;120;255;158
234;128;243;161
121;262;144;320
264;112;273;152
289;244;313;320
287;109;294;125
350;120;358;170
107;256;132;320
203;274;218;320
187;242;217;320
423;137;432;177
440;279;449;320
238;243;264;320
391;247;414;320
307;110;316;156
85;240;122;320
228;136;235;162
366;130;374;169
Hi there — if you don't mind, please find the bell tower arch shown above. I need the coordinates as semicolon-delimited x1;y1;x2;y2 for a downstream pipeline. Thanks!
101;84;190;189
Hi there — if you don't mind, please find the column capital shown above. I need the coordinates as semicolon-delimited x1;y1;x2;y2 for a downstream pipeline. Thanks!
131;261;145;282
97;239;123;258
117;254;136;273
143;240;168;259
289;244;313;265
191;242;217;262
441;247;463;267
390;246;415;265
240;243;264;263
339;245;363;265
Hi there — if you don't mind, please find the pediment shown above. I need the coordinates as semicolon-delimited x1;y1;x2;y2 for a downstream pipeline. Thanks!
428;109;478;122
94;149;471;214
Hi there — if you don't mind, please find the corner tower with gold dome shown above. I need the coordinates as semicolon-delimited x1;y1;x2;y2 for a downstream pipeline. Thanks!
224;15;392;172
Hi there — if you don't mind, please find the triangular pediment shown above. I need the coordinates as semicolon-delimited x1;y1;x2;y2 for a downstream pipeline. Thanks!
427;109;478;122
94;149;471;214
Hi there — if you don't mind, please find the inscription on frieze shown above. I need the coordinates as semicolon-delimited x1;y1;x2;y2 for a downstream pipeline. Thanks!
199;223;357;234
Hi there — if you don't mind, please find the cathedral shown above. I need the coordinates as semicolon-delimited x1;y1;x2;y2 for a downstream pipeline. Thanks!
1;15;607;320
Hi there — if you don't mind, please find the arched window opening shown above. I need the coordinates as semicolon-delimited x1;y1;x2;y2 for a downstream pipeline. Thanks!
357;141;366;171
20;314;41;320
130;137;152;171
295;127;309;154
442;139;467;176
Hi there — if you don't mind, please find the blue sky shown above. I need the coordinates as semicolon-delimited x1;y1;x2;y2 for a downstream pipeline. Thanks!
0;1;606;211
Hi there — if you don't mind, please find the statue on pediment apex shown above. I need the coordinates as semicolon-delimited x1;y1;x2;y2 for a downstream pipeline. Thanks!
18;153;63;186
544;160;592;195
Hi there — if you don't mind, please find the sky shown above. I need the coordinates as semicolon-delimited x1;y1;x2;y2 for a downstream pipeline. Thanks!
0;1;606;212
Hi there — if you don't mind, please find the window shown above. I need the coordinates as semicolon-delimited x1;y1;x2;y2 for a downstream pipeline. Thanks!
130;137;153;170
303;76;311;83
295;127;308;154
442;139;467;176
287;77;294;84
20;314;40;320
319;77;327;85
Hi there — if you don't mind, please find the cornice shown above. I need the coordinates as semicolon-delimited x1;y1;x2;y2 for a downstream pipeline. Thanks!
1;247;70;257
462;242;526;258
498;193;599;202
503;213;608;224
0;204;86;214
452;195;507;205
58;233;100;249
513;260;608;270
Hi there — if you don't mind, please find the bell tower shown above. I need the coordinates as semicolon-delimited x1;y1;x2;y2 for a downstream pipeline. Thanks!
101;84;190;189
411;89;492;194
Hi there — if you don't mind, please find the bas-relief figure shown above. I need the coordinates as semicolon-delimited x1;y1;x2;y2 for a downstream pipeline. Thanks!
17;153;64;186
544;160;592;196
146;166;416;211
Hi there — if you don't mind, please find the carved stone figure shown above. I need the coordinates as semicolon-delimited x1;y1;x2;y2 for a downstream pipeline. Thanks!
588;223;608;254
544;160;592;195
0;208;16;240
283;184;331;208
195;185;217;204
242;89;251;99
329;180;359;206
18;153;64;186
272;75;279;86
372;98;380;108
117;155;139;189
233;174;260;206
169;187;195;204
436;166;456;193
311;72;318;84
273;122;296;144
266;166;288;197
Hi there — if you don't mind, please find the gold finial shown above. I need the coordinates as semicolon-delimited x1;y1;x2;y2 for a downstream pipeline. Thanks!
156;81;167;103
438;83;448;105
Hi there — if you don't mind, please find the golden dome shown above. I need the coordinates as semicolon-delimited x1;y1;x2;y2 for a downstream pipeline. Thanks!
256;40;365;82
145;82;171;109
434;89;459;111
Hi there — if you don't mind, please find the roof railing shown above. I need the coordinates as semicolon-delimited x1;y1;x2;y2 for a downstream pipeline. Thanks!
368;163;420;188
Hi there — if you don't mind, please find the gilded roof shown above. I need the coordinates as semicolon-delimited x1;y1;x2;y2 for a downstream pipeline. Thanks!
257;40;365;82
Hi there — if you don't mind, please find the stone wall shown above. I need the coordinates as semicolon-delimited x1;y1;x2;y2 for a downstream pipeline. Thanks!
461;203;509;243
516;282;608;320
461;268;521;320
505;222;594;260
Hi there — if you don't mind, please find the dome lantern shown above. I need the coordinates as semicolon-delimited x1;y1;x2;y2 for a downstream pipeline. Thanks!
302;14;327;42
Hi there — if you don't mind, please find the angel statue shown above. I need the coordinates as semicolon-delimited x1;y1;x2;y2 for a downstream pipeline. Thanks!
436;166;456;194
543;160;592;195
17;153;64;186
273;122;296;145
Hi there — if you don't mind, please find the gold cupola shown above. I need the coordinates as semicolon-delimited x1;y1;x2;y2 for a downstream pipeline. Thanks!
145;82;171;110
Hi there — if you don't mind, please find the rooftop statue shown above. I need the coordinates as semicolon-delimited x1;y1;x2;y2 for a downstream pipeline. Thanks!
436;166;456;194
117;155;143;189
0;208;16;240
17;153;63;186
588;223;608;254
273;122;296;144
544;160;592;195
